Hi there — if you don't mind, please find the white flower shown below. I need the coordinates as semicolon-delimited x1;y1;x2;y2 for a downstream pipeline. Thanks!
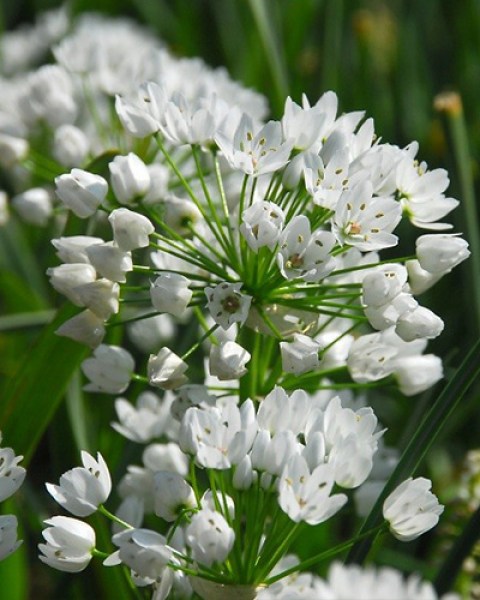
53;124;90;167
277;216;337;282
0;515;22;561
86;242;133;283
154;471;195;521
185;508;235;566
362;264;408;308
406;259;442;295
47;263;97;306
216;114;293;176
55;169;108;218
416;234;470;274
395;306;444;342
393;354;443;396
240;201;285;251
209;340;251;380
115;82;165;138
51;235;104;264
108;208;154;251
0;445;26;502
278;455;347;525
0;133;28;167
109;153;150;204
257;386;309;436
55;309;106;348
12;188;52;226
148;348;188;389
150;273;192;317
81;344;134;394
205;282;252;330
347;332;398;383
112;528;172;582
39;516;95;573
112;392;174;443
332;181;402;251
383;477;444;541
46;451;112;517
280;333;320;375
74;279;120;320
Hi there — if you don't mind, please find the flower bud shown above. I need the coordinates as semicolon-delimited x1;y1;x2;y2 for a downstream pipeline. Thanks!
53;124;90;167
55;169;108;218
55;309;105;348
39;516;95;573
405;259;442;295
109;153;150;204
74;279;120;319
280;333;320;374
47;263;97;305
416;234;470;274
209;341;251;380
82;345;134;394
86;242;132;282
154;471;195;521
0;515;22;561
51;235;104;264
185;509;235;567
12;188;53;226
394;354;443;396
150;273;192;317
148;348;188;389
395;306;444;342
108;208;154;251
0;133;29;167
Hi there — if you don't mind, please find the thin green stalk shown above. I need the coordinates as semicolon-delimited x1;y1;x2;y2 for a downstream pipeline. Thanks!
247;0;289;114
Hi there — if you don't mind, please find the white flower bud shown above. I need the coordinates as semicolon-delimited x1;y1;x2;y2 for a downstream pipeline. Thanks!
0;133;28;167
280;333;320;374
74;279;120;319
395;306;444;342
108;208;154;251
12;188;52;226
148;348;188;389
143;443;188;476
394;354;443;396
53;124;90;167
86;242;133;283
154;471;195;521
55;169;108;218
0;445;26;502
240;201;285;251
51;235;104;263
47;263;97;305
81;345;134;394
185;508;235;567
209;341;251;380
383;477;444;541
162;195;202;233
143;164;169;204
109;153;150;204
233;455;254;490
362;265;408;307
55;309;105;348
364;293;417;330
150;273;192;317
416;234;470;274
39;516;95;573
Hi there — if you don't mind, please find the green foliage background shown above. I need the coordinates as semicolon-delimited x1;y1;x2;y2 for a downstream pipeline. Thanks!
0;1;480;598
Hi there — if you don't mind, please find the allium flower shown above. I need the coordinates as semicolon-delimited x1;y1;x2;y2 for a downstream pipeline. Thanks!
185;508;235;566
416;234;471;274
86;242;133;283
109;152;150;204
278;455;347;525
280;333;320;375
46;451;112;517
81;344;134;394
39;516;95;573
205;282;252;330
51;235;104;264
108;207;154;251
112;528;172;582
55;309;106;348
216;114;293;176
383;477;444;541
150;273;192;317
277;216;336;282
47;263;97;306
53;124;90;167
209;340;251;380
12;187;52;226
112;392;173;443
0;443;26;502
148;348;188;389
0;515;22;562
240;201;285;251
55;169;108;218
74;279;120;320
153;471;195;521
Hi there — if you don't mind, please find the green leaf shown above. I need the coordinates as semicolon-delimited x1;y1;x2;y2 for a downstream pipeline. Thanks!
0;304;89;464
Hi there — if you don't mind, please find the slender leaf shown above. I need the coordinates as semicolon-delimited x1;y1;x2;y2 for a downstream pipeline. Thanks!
0;304;89;464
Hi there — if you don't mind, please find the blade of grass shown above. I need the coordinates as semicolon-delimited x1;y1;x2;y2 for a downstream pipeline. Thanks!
247;0;289;115
346;338;480;564
0;304;89;464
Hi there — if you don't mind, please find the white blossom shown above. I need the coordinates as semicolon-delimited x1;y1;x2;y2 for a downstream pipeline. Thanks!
150;273;192;317
209;340;251;380
108;207;154;251
109;152;150;204
185;508;235;566
148;348;188;389
39;516;95;573
81;344;134;394
55;169;108;218
205;282;252;330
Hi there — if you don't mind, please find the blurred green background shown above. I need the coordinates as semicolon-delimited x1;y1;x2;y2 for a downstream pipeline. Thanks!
1;1;480;598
